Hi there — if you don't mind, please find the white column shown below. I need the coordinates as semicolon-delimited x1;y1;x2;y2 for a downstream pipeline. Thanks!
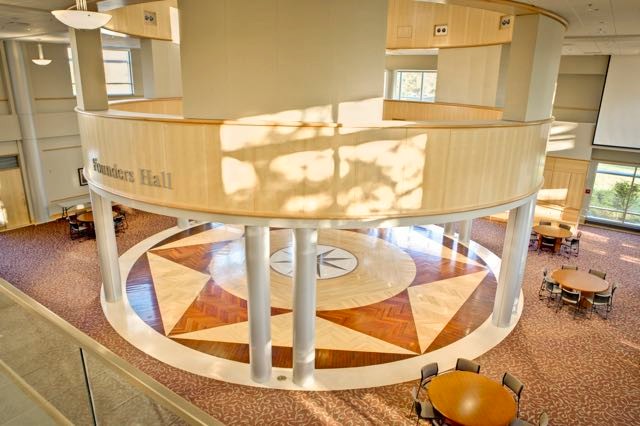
503;14;564;122
177;218;190;229
140;39;182;98
244;226;272;383
492;198;536;327
4;40;49;223
457;219;473;245
292;228;317;386
69;28;107;111
443;223;455;238
90;190;122;303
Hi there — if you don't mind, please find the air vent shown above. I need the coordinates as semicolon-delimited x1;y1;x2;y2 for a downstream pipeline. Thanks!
0;156;18;170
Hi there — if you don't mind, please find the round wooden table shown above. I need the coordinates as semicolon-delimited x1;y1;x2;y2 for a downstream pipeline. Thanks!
532;225;572;253
551;269;608;293
76;211;117;223
428;371;516;426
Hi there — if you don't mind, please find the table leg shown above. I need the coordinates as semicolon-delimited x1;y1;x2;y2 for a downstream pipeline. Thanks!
554;238;561;253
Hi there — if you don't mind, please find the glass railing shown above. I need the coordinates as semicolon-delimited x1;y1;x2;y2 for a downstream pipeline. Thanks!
0;278;221;426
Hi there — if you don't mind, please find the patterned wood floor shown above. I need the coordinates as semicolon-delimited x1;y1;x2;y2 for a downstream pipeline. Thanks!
125;225;497;368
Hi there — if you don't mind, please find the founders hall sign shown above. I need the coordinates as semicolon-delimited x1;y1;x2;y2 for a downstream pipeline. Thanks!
91;158;173;190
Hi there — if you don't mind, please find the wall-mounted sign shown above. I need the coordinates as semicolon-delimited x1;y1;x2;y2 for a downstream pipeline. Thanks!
91;158;172;190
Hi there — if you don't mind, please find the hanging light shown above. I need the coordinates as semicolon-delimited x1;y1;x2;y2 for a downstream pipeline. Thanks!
52;0;112;30
32;43;52;66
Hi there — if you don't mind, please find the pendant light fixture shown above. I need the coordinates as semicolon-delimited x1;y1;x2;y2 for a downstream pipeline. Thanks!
32;43;52;66
52;0;112;30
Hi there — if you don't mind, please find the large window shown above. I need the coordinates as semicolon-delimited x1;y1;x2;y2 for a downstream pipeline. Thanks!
68;48;134;96
393;70;437;102
587;162;640;229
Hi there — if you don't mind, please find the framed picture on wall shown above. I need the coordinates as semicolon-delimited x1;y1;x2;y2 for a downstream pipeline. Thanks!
77;168;88;186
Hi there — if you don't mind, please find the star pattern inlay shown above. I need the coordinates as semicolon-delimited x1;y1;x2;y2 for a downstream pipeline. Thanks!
269;244;358;279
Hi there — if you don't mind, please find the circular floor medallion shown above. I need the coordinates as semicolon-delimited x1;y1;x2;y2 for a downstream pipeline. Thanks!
269;244;358;279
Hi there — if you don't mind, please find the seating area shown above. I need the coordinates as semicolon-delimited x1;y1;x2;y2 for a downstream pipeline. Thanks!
538;265;617;320
410;358;546;425
531;221;580;257
66;207;127;240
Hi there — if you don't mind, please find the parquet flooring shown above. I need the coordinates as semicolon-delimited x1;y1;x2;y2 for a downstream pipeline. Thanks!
126;225;498;368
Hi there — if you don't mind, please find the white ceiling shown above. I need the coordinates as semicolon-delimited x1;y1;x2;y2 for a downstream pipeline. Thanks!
1;0;639;55
522;0;640;55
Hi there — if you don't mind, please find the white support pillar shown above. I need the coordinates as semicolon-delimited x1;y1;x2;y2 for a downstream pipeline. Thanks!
177;218;190;229
292;228;317;387
443;223;455;238
492;198;536;327
244;226;272;383
69;28;107;111
457;219;473;245
4;40;49;223
90;189;122;303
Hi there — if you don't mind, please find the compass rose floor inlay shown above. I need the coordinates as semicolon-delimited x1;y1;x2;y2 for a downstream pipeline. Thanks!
107;223;519;390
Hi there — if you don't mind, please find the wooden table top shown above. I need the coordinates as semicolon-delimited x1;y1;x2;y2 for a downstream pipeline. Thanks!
428;371;516;426
551;269;609;293
532;225;572;239
76;211;117;223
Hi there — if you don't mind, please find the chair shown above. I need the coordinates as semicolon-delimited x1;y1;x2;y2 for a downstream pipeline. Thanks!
455;358;480;373
561;265;578;270
510;412;548;426
558;223;571;231
528;231;539;251
539;221;551;226
68;216;88;240
410;387;442;425
586;284;617;319
588;269;607;280
502;372;524;417
537;236;555;254
561;231;582;257
113;214;126;233
538;269;560;306
408;363;439;416
556;287;582;318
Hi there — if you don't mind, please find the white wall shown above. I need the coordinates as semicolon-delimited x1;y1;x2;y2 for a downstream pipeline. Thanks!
435;44;506;107
179;0;388;122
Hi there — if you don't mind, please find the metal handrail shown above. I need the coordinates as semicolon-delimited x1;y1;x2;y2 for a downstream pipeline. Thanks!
0;278;222;426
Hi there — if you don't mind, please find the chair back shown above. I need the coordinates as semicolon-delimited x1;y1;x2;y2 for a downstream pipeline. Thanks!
502;372;524;399
539;412;549;426
420;362;438;384
561;265;578;270
455;358;480;373
559;223;571;230
539;221;551;226
561;287;580;302
588;269;606;280
576;231;582;239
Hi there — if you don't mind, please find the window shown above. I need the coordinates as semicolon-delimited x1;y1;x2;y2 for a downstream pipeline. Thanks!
393;70;437;102
68;47;134;96
587;162;640;229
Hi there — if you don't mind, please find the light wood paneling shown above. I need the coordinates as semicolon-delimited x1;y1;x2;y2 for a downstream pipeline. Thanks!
0;168;30;230
383;100;503;121
78;99;548;222
103;0;176;41
110;98;183;115
386;0;513;50
539;156;589;226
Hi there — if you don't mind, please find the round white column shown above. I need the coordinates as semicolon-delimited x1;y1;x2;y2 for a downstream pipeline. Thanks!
90;189;122;303
443;222;455;238
292;228;318;387
457;219;473;245
244;226;272;383
492;198;536;327
177;218;190;229
5;40;49;223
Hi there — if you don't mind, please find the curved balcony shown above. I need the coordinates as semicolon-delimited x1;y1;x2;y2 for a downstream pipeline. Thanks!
78;98;549;226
